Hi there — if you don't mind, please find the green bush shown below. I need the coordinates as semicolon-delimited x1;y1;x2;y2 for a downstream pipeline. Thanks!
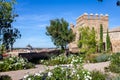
85;53;110;63
24;62;35;69
0;75;12;80
95;54;110;62
85;54;99;63
40;54;83;66
0;56;35;72
91;71;106;80
109;64;120;73
109;53;120;73
112;75;120;80
23;57;92;80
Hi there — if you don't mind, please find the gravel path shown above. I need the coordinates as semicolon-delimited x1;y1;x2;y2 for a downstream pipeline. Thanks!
0;61;110;80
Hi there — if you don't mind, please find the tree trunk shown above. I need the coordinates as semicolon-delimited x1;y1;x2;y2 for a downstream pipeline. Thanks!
10;43;13;51
64;45;68;57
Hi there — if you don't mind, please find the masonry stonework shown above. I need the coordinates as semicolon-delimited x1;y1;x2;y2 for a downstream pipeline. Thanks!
69;13;120;53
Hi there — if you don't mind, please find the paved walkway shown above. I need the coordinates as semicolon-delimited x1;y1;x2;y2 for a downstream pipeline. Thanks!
0;61;110;80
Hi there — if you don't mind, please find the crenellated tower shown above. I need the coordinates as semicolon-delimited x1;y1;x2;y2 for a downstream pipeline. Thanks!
69;13;109;52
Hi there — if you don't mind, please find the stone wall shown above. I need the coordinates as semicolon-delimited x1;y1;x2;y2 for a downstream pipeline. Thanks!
69;13;109;53
103;29;120;52
69;13;120;53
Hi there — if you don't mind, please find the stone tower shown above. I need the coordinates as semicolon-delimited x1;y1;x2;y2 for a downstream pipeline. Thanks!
69;13;109;53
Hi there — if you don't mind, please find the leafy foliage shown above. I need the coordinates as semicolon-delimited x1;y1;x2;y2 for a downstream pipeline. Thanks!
97;0;120;6
99;24;103;52
91;71;106;80
2;28;21;50
40;54;83;66
0;45;6;54
0;56;35;72
23;56;92;80
113;75;120;80
95;53;110;62
78;27;96;54
85;53;110;63
46;18;75;50
0;0;21;50
0;75;12;80
106;29;111;51
109;53;120;73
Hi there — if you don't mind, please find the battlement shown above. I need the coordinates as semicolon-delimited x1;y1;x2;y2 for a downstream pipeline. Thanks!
77;13;109;24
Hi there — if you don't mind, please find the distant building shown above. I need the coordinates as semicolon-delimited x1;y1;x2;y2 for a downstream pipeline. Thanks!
69;13;120;53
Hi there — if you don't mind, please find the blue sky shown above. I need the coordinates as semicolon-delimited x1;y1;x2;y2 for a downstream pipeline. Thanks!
13;0;120;48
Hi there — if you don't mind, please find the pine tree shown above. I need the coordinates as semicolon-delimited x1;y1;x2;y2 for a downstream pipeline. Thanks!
46;18;75;55
106;29;111;51
100;24;103;52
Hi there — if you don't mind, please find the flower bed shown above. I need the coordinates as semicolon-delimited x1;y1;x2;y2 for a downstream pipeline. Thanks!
0;56;35;72
23;56;92;80
40;54;83;66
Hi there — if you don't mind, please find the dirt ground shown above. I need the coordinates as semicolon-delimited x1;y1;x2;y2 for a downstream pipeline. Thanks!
0;61;115;80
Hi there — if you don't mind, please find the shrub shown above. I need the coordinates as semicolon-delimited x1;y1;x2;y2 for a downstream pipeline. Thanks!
85;54;98;63
0;56;35;72
24;62;35;69
95;54;110;62
40;54;83;66
85;53;110;63
0;75;12;80
23;57;92;80
91;71;106;80
109;53;120;73
113;75;120;80
109;64;120;73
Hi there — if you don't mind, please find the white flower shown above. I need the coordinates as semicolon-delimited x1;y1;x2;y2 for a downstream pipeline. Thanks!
70;64;73;67
55;65;58;68
77;74;80;79
35;73;40;76
23;74;29;79
84;75;92;80
87;71;90;75
85;78;89;80
82;71;85;74
48;71;53;77
28;78;31;80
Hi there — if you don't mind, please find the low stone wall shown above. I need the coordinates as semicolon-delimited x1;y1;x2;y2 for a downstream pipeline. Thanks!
18;50;61;61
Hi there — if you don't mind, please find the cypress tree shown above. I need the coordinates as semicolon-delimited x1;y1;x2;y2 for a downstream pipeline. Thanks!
106;29;111;51
100;24;103;52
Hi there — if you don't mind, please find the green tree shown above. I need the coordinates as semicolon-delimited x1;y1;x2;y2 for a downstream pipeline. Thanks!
106;29;111;51
0;0;21;50
97;0;120;6
99;24;103;52
2;28;21;50
0;44;5;54
46;18;75;55
78;27;96;54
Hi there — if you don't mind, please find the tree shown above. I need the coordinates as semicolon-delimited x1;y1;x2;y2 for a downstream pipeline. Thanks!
78;27;96;54
46;18;75;55
106;29;111;51
99;24;103;52
0;0;21;50
2;28;21;50
97;0;120;6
